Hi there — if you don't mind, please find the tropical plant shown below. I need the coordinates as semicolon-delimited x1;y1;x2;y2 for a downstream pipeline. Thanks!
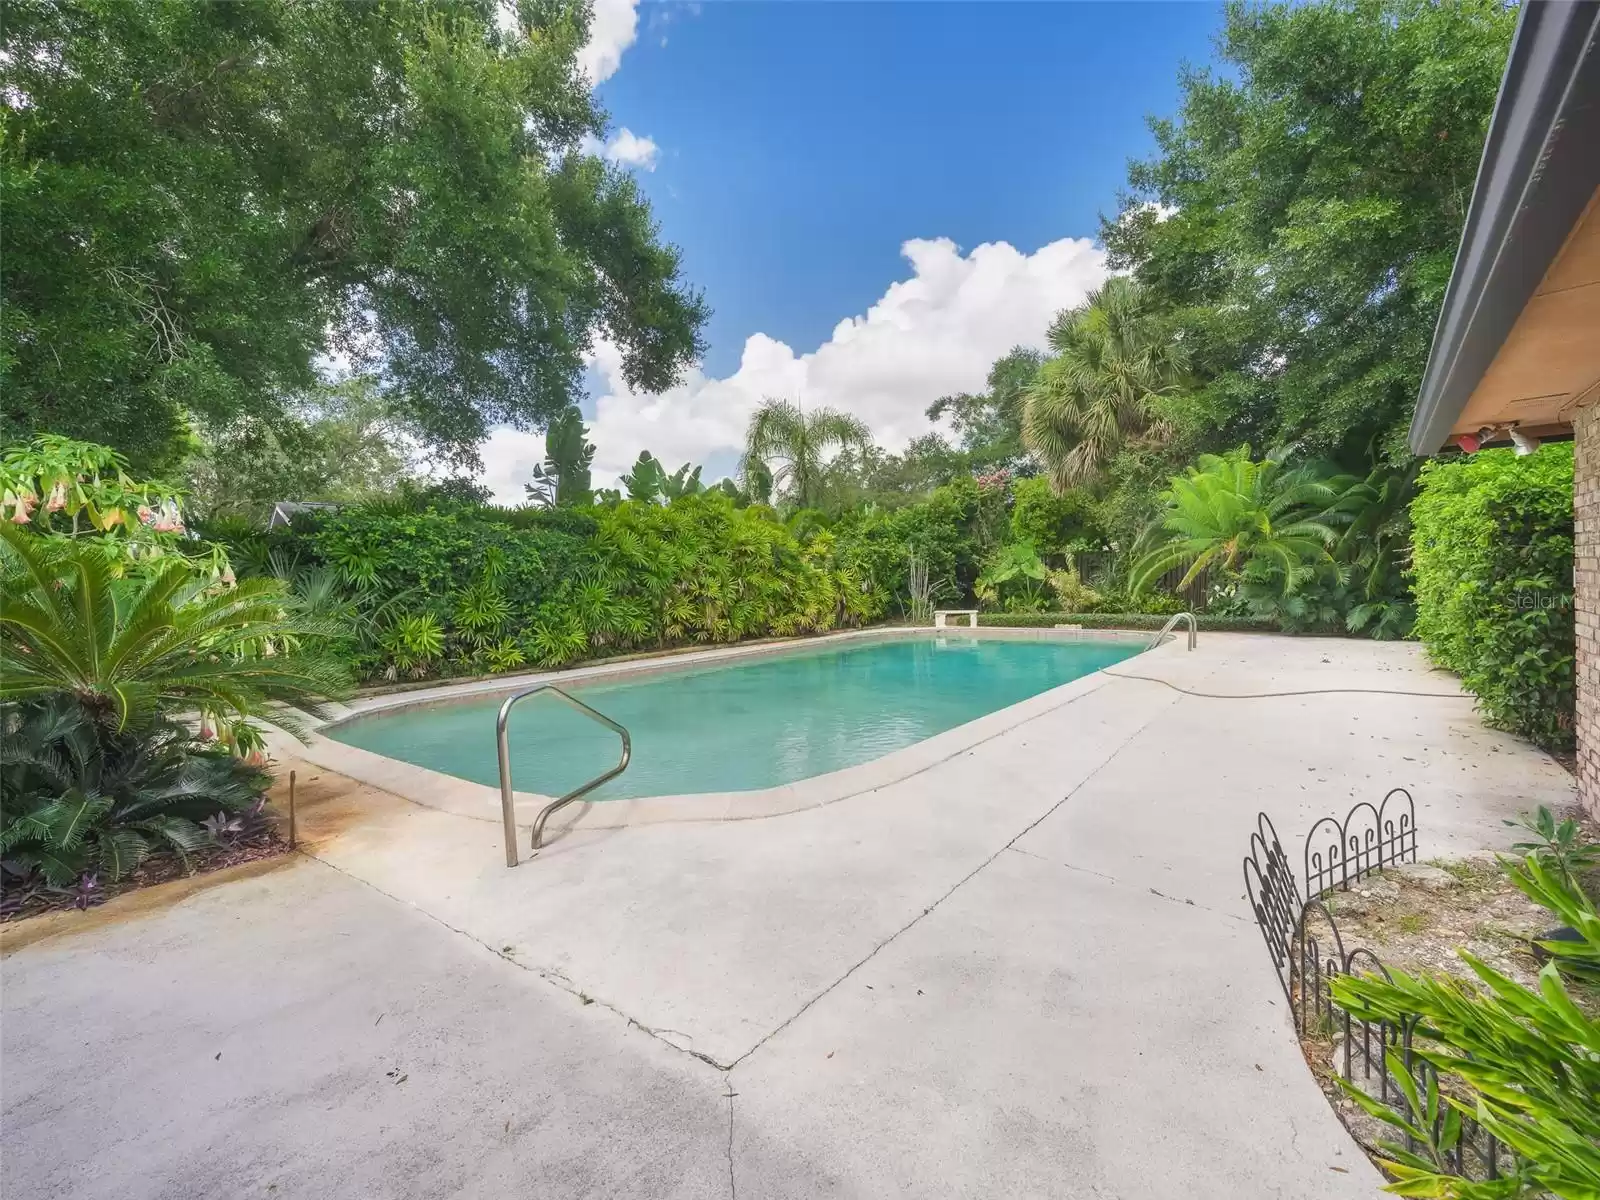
744;398;872;510
1047;569;1103;614
525;608;589;667
484;639;528;673
452;578;511;657
0;522;349;742
660;462;705;502
1506;805;1600;892
1330;842;1600;1198
1329;461;1420;638
1;434;229;578
975;543;1050;612
524;406;596;508
621;451;667;504
1;699;273;886
1022;277;1188;489
380;613;446;680
1129;448;1342;610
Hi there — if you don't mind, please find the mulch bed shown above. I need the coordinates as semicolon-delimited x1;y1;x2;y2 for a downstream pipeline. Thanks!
0;828;292;924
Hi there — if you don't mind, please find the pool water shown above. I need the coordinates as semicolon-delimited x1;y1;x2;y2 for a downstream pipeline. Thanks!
327;635;1141;800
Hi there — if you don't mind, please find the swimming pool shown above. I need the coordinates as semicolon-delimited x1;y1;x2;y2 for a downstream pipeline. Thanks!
325;633;1142;801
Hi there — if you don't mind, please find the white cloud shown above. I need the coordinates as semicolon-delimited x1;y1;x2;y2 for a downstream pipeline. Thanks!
602;127;659;170
576;0;640;84
478;235;1108;504
578;127;660;170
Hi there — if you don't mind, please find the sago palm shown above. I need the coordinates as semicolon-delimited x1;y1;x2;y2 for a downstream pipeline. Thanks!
1129;449;1343;597
0;524;349;740
743;398;871;510
1023;277;1187;488
1;698;271;885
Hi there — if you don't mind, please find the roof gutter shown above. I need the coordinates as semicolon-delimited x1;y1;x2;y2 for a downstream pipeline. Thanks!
1409;1;1600;455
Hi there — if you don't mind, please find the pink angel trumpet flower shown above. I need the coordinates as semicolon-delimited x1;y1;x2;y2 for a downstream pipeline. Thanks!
46;481;67;512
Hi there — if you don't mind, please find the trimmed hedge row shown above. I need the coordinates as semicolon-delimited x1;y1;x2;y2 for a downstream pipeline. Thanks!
1411;445;1573;752
975;612;1279;632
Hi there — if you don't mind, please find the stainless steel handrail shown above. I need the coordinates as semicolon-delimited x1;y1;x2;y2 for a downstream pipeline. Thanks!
1147;611;1197;651
496;685;632;866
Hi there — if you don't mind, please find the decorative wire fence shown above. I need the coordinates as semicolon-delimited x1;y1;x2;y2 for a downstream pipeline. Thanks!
1243;799;1512;1183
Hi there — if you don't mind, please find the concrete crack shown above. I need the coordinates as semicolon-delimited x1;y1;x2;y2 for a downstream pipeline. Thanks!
1003;846;1117;881
294;852;736;1070
727;692;1183;1070
723;1077;738;1200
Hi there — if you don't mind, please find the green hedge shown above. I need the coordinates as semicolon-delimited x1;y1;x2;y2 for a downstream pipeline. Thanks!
1411;445;1573;751
976;612;1279;632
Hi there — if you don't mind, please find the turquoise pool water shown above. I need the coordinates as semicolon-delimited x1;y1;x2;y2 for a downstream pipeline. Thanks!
327;635;1141;800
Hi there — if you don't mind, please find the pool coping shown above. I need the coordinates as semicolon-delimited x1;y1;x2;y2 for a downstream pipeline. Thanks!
268;626;1179;844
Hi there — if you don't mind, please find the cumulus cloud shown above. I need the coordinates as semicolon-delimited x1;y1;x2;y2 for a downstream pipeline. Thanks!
576;0;640;83
478;235;1108;503
601;127;659;170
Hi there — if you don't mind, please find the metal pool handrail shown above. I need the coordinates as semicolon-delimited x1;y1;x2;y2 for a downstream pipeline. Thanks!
1147;611;1197;651
496;685;632;866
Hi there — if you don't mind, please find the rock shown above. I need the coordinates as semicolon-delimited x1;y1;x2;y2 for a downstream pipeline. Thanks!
1395;863;1456;890
1349;875;1400;902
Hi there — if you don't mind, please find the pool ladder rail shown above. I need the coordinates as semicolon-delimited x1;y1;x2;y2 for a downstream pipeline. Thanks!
1147;612;1197;651
496;684;631;866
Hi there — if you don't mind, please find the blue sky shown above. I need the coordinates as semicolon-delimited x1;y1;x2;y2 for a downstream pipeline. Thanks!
482;1;1224;499
604;1;1221;374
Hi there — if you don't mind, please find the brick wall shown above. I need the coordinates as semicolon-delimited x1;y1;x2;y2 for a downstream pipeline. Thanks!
1573;405;1600;818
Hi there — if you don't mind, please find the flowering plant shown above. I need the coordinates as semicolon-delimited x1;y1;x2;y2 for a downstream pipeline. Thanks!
0;434;231;580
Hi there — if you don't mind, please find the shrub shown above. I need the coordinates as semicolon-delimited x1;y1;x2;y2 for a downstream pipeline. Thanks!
1008;476;1102;564
976;611;1278;632
1046;569;1103;613
1410;446;1573;751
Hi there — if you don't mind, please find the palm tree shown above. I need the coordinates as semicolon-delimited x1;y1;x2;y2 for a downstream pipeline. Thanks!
1129;448;1343;598
743;398;871;510
0;524;350;740
1022;277;1187;488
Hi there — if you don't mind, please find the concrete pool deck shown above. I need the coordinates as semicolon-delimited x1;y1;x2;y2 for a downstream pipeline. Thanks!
1;634;1574;1198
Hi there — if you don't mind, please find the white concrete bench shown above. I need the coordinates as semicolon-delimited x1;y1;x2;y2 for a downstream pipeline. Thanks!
933;609;979;629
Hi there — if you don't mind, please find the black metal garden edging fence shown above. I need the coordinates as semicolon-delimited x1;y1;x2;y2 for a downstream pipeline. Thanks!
1243;790;1511;1182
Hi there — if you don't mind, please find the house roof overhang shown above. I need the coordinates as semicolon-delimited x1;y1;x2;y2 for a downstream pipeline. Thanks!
1409;1;1600;455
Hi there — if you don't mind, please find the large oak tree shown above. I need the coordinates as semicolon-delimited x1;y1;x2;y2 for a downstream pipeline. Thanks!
1;0;708;473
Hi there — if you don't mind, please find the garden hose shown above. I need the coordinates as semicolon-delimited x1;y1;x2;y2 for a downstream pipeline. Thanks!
1098;669;1463;701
